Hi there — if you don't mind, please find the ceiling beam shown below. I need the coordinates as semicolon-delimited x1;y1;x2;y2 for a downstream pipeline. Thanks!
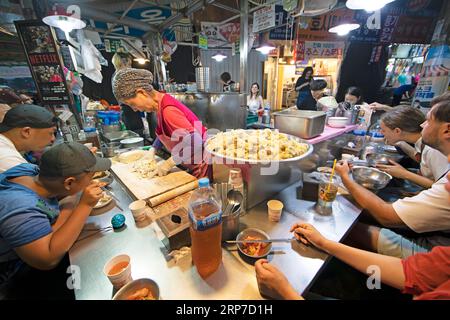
217;0;279;25
82;5;158;32
211;2;240;14
103;0;139;37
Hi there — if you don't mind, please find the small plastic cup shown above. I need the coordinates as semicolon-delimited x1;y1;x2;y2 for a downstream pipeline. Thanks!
316;174;339;216
129;200;147;222
267;200;283;222
103;254;132;290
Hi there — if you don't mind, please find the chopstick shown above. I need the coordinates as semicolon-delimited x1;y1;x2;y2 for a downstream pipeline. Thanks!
226;238;294;244
101;187;123;211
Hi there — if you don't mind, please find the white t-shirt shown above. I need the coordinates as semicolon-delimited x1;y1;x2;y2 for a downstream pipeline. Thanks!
247;96;262;113
0;134;26;173
414;138;448;181
392;167;450;246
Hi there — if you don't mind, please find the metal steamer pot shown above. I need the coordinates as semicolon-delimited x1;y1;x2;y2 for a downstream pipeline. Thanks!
206;131;314;209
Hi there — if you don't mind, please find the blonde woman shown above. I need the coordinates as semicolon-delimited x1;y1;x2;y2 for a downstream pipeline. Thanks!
111;50;145;136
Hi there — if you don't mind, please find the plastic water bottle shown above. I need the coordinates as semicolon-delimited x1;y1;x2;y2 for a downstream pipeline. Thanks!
368;120;385;144
353;119;367;151
188;178;223;278
262;106;271;125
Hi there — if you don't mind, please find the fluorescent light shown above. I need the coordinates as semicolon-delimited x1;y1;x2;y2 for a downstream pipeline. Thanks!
346;0;395;12
256;45;276;55
211;53;227;62
329;23;360;36
43;14;86;33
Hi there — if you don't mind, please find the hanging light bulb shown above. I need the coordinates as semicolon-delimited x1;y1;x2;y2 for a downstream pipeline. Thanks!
346;0;396;12
134;58;149;65
43;5;86;33
256;44;276;55
329;23;360;36
211;53;227;62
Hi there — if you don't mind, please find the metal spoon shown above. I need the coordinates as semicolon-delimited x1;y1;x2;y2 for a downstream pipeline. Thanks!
223;189;243;216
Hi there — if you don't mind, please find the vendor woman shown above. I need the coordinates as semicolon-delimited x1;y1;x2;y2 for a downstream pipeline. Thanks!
112;68;208;178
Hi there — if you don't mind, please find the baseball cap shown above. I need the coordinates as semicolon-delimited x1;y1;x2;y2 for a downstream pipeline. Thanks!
40;142;111;177
0;104;58;133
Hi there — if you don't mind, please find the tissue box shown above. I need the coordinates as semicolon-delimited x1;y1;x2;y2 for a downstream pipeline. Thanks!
155;207;191;251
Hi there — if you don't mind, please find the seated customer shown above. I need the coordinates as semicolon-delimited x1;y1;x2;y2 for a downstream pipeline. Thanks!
297;79;327;111
0;104;57;173
344;86;364;106
255;223;449;300
377;105;447;188
335;93;450;258
0;142;111;286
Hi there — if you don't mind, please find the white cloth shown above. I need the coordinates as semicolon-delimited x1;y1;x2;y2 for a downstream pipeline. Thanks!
392;167;450;247
0;134;26;173
414;138;448;181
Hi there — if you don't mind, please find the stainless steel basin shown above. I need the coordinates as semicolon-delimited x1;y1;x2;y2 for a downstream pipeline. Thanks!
273;109;326;139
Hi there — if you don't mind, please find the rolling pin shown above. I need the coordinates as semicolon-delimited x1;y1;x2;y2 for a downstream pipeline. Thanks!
147;180;199;207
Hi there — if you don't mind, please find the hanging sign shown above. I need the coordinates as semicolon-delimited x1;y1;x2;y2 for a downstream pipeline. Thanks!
232;40;240;56
414;45;450;103
14;20;72;107
304;41;345;59
269;5;296;40
198;34;208;50
296;8;355;42
253;5;276;33
104;39;123;53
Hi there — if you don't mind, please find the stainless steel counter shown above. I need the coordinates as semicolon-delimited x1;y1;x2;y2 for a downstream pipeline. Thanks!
69;178;361;300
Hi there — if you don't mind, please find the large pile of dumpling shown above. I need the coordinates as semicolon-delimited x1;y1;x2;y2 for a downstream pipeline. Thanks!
206;129;309;161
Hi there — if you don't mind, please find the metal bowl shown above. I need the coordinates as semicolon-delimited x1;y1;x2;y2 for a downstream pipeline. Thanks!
236;228;272;259
366;153;403;165
352;166;392;190
112;278;160;300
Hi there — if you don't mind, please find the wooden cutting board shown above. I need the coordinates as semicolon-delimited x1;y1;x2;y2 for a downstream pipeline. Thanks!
110;159;197;201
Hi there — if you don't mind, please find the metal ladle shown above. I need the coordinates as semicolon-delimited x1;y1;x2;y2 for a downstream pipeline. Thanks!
223;189;243;216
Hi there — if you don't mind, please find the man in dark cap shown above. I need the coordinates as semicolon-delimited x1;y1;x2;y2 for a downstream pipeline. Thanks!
0;104;58;173
0;142;111;296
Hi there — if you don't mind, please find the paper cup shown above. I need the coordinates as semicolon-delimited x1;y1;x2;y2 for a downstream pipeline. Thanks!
103;254;132;289
129;200;147;222
84;143;93;149
267;200;283;222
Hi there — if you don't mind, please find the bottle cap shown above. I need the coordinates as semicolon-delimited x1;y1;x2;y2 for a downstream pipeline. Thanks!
198;178;210;188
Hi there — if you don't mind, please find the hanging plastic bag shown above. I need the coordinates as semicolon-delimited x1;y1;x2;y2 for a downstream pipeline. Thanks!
81;39;106;83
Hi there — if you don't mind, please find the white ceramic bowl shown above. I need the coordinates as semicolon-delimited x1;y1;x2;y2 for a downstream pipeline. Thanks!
120;137;144;148
327;117;349;128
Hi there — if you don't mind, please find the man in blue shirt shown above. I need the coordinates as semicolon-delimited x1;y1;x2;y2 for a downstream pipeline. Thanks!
0;142;111;298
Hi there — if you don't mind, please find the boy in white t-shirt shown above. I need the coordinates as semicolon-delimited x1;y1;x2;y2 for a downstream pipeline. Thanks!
0;104;57;173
